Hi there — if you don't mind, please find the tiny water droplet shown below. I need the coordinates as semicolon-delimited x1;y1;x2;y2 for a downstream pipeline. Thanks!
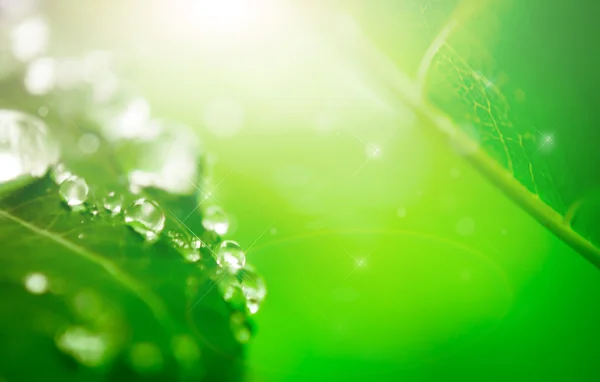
202;205;229;235
124;198;165;241
24;272;48;294
230;311;251;344
0;110;59;184
270;227;277;235
78;233;84;239
51;163;72;185
102;191;123;215
128;342;163;374
216;240;245;272
239;266;266;315
59;176;89;207
397;207;407;218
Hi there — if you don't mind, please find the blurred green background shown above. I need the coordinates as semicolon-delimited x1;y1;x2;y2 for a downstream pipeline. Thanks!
14;0;600;380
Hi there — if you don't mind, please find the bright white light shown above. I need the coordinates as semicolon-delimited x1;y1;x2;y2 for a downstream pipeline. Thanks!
24;272;49;294
11;15;49;62
203;97;245;137
24;57;56;95
0;153;23;182
191;0;260;37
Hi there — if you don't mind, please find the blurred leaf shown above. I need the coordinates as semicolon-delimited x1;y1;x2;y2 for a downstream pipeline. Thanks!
414;0;600;265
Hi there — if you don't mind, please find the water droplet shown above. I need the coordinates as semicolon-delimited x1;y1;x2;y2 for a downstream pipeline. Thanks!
202;205;229;235
24;56;56;95
102;191;123;215
167;230;202;263
56;326;110;367
171;335;201;367
59;176;89;207
203;97;244;137
50;163;72;185
10;16;49;62
397;207;407;218
230;311;251;344
216;272;244;304
239;266;266;314
124;198;165;241
0;110;59;184
456;217;475;237
78;233;85;239
128;342;163;374
24;272;48;294
270;227;277;235
78;133;100;155
216;240;245;272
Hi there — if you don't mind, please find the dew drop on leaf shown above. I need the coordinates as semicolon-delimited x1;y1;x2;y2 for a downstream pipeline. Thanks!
128;342;163;374
24;272;48;294
59;176;89;207
216;240;245;272
0;109;59;184
202;205;229;235
167;230;202;263
50;163;72;185
124;198;165;241
239;266;267;315
102;191;123;215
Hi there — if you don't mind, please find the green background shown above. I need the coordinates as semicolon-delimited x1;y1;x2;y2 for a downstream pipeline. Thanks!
27;0;600;380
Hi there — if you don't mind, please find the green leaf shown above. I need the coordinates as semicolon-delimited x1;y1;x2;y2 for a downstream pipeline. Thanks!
413;0;600;266
342;0;600;267
0;89;247;381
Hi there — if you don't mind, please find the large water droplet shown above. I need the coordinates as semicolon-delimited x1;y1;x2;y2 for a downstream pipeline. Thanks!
239;266;267;315
50;163;72;184
0;110;59;184
128;342;163;374
59;176;89;207
124;198;165;241
56;326;110;367
216;240;245;272
102;191;123;215
202;205;229;235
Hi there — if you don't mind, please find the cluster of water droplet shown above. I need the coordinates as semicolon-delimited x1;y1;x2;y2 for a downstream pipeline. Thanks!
2;3;267;375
